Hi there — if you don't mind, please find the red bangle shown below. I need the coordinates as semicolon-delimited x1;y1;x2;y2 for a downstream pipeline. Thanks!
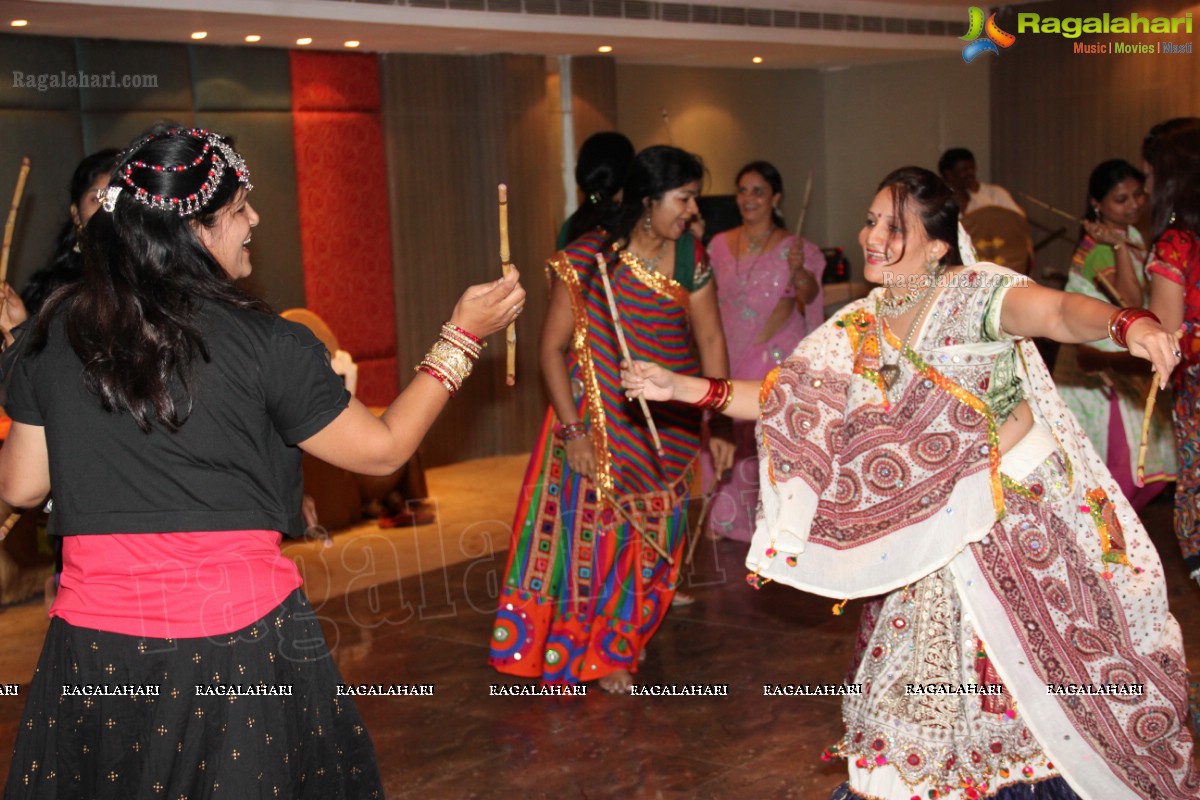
444;322;482;344
1107;308;1159;349
692;378;732;412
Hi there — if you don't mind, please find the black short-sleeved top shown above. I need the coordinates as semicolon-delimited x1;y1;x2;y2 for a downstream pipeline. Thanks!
3;302;351;538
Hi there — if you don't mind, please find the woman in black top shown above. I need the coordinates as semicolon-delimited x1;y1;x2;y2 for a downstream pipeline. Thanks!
0;124;524;798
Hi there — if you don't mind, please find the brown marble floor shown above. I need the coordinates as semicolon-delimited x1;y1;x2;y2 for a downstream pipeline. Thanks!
1;479;1198;798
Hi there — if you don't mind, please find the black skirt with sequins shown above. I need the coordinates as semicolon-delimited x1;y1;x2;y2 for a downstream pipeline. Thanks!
4;589;383;799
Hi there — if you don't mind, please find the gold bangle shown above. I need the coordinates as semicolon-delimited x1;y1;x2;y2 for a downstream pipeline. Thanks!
416;338;475;395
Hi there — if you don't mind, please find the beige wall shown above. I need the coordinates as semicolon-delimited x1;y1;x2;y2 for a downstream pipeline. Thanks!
615;64;827;246
822;55;991;282
615;56;989;296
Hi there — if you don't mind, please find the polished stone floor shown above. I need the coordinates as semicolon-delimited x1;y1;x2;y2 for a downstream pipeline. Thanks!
1;463;1198;798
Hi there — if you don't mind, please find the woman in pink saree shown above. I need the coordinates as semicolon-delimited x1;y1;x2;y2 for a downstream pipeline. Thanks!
706;161;825;541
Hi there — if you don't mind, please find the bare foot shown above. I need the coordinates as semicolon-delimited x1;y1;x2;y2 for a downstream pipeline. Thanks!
598;669;634;694
671;591;695;607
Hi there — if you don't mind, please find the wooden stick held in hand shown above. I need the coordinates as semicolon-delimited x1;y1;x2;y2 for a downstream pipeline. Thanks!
1094;270;1129;309
1;158;31;285
793;169;813;236
1016;191;1080;224
595;252;663;454
1136;328;1183;486
498;184;516;386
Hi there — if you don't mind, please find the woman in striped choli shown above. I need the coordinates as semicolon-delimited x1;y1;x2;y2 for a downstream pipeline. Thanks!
489;145;732;693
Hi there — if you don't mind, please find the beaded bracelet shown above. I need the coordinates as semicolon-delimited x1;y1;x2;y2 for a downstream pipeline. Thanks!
693;378;733;413
556;421;588;441
1107;308;1159;349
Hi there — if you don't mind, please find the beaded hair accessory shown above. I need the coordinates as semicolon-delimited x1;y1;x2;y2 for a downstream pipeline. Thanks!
99;128;252;218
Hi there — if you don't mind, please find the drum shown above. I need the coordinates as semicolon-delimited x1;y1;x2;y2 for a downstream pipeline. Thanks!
962;206;1032;273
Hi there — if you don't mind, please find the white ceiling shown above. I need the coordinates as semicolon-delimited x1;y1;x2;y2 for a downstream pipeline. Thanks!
0;0;1040;68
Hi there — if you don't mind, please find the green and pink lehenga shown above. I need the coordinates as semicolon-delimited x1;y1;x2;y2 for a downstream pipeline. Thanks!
489;231;708;685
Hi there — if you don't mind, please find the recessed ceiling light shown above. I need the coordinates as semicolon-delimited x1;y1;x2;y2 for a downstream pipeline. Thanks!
597;45;613;53
296;37;313;46
344;40;360;48
191;31;207;40
11;19;29;27
752;56;764;64
245;34;262;43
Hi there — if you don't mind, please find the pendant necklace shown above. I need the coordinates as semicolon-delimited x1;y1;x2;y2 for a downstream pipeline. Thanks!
625;237;667;273
878;285;938;391
733;227;775;319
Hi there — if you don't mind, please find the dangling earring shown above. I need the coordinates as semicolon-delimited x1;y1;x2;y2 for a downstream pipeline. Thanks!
72;223;84;254
642;213;652;233
924;255;942;277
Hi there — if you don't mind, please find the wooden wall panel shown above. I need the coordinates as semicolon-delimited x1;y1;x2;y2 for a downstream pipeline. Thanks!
381;54;558;466
569;56;618;144
991;0;1200;279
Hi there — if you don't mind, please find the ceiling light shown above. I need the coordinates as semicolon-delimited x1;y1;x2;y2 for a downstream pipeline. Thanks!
11;19;29;27
344;40;361;48
752;56;764;64
191;31;207;40
597;45;613;53
245;34;262;43
296;37;313;46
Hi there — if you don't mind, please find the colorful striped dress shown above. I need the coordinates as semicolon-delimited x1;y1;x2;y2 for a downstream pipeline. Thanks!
490;230;706;685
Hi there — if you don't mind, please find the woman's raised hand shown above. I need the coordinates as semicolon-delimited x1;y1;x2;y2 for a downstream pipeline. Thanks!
1;283;28;348
1082;219;1129;249
448;269;525;339
621;360;678;402
1125;318;1182;389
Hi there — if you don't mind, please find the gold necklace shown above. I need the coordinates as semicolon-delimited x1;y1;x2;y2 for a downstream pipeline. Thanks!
878;287;938;391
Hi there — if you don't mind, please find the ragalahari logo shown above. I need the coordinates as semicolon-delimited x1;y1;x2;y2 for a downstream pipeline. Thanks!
961;7;1016;62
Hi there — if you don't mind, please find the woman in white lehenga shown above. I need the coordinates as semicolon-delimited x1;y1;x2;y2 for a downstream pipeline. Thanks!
623;167;1198;800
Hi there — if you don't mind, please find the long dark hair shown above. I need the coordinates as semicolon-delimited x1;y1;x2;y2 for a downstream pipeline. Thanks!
563;132;634;244
32;124;270;432
876;166;963;269
736;160;786;229
1144;121;1200;240
603;145;704;251
19;148;122;315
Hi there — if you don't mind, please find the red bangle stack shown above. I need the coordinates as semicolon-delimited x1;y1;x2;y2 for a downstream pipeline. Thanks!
1107;308;1160;349
694;378;734;413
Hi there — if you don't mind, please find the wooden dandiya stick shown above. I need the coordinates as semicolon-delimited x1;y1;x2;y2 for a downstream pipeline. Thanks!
1094;270;1129;308
595;251;663;454
598;485;673;564
793;169;813;236
0;511;20;539
1136;328;1184;486
684;476;721;567
498;184;516;386
1;157;32;285
1016;191;1080;225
